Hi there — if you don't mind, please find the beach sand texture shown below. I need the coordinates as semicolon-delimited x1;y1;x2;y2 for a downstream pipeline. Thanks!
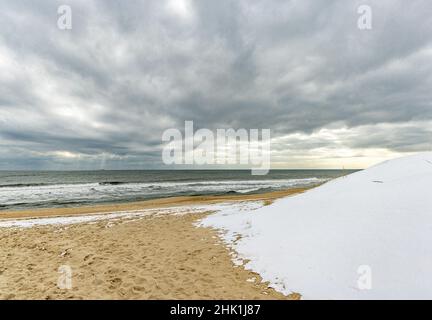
0;190;304;300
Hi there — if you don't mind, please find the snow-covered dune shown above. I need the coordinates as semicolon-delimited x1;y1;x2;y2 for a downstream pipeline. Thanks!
200;153;432;299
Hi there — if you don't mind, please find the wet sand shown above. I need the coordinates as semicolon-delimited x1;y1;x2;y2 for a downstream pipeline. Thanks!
0;189;305;300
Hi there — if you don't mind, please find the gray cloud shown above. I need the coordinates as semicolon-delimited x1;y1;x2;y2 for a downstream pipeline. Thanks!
0;0;431;169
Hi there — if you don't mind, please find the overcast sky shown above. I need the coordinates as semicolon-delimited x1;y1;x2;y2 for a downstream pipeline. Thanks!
0;0;431;170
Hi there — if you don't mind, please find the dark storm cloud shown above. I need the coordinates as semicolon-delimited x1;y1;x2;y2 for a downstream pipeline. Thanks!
0;0;431;169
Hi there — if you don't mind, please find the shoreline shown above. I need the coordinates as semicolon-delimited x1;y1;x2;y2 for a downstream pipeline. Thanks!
0;188;308;220
0;188;306;300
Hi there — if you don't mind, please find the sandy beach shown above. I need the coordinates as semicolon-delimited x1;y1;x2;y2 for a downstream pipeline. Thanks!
0;189;304;300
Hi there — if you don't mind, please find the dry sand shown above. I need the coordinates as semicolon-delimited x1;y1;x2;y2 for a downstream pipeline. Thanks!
0;189;304;300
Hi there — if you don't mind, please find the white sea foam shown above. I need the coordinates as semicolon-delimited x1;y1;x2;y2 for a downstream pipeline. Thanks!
0;178;326;209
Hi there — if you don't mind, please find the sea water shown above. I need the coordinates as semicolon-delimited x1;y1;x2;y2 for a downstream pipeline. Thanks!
0;170;355;210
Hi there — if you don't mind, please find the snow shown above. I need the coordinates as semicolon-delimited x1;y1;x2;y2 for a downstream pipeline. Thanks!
199;153;432;299
0;202;264;228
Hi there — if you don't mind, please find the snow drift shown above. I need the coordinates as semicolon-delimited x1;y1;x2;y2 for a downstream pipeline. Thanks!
200;153;432;299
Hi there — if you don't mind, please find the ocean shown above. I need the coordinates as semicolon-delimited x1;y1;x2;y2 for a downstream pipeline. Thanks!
0;170;356;211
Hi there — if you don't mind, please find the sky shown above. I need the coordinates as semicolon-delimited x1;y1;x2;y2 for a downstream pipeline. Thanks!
0;0;431;170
